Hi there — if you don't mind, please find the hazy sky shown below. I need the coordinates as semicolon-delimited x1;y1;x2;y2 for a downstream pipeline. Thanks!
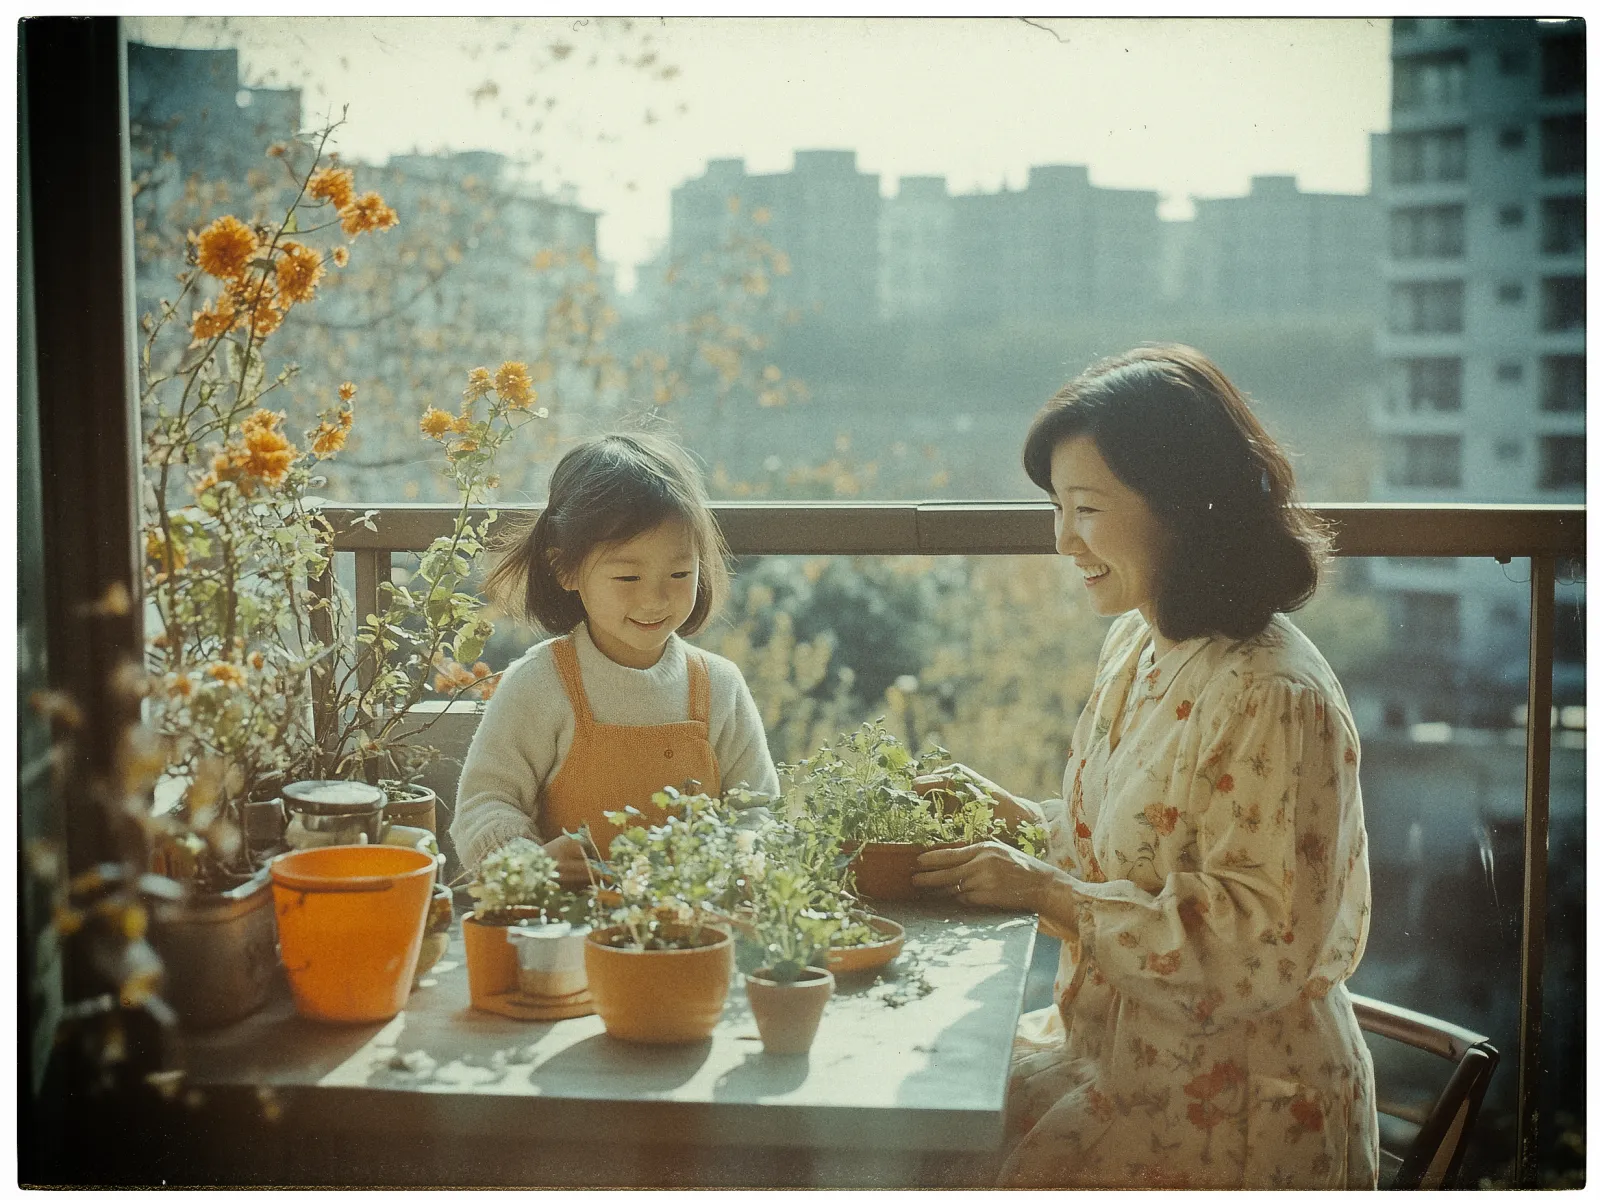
128;16;1393;289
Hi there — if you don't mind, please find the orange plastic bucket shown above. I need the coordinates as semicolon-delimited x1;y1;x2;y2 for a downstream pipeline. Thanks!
270;844;437;1023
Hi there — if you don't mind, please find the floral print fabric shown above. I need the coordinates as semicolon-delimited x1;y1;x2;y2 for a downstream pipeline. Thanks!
1003;612;1378;1188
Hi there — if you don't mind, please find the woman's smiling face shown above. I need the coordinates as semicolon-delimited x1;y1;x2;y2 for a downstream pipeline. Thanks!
1049;435;1168;632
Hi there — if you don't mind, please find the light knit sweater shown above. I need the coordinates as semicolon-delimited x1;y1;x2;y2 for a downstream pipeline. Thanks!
450;623;779;871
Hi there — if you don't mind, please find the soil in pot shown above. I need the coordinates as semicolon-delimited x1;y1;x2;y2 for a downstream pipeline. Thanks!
584;924;733;1044
746;966;835;1054
845;840;970;902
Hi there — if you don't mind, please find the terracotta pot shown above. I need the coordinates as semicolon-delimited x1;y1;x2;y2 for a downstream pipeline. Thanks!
825;915;906;975
150;867;279;1029
584;924;733;1044
412;883;456;985
461;912;518;1009
844;840;970;902
381;781;439;835
745;966;835;1054
270;844;436;1023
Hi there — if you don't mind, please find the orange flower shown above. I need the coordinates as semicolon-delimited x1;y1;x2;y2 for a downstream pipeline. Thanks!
471;661;491;678
266;142;288;158
206;662;246;688
249;651;266;670
331;246;350;268
474;675;500;701
190;293;238;342
339;192;399;237
144;528;187;572
451;413;474;434
419;406;454;439
338;381;357;401
209;409;297;488
1215;773;1234;794
310;422;347;457
249;299;284;338
167;673;193;698
338;408;353;430
274;240;324;305
494;360;536;408
462;367;494;401
195;215;258;279
308;165;355;211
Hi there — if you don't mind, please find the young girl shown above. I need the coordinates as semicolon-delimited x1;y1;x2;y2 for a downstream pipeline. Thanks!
451;432;779;882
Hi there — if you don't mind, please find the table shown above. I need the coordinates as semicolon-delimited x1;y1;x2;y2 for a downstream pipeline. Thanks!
175;900;1038;1187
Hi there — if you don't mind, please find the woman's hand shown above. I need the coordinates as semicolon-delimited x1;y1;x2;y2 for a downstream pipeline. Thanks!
911;839;1062;912
912;764;1043;830
541;831;597;887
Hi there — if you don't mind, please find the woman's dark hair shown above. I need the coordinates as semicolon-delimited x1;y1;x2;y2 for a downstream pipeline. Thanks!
485;432;730;636
1021;344;1330;643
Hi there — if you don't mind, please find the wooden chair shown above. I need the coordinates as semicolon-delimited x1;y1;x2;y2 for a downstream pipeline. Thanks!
1350;992;1500;1189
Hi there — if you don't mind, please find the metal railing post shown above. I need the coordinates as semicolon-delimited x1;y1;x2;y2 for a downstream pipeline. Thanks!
1514;554;1556;1188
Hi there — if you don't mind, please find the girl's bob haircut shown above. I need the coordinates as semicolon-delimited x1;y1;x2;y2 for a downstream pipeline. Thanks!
1022;344;1331;644
485;431;730;636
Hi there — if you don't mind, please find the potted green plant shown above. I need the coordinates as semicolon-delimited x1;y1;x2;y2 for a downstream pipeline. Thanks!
137;124;543;1027
783;720;1041;902
582;789;740;1044
463;839;593;1015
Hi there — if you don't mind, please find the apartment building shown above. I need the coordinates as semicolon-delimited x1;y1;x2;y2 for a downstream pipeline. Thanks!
1372;16;1585;718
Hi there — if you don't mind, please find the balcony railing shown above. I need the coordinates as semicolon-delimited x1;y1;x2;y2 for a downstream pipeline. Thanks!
324;497;1583;1187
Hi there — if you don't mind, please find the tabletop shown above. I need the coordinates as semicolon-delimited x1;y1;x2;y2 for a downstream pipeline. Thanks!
179;900;1038;1159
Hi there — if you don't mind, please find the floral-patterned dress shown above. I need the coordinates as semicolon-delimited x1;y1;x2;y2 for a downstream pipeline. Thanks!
1003;612;1378;1189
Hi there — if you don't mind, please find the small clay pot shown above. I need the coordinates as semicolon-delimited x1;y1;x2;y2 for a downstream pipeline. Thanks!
412;883;456;985
745;966;835;1054
845;840;970;902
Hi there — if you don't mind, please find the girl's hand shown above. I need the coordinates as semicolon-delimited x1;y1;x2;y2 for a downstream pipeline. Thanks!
541;831;596;887
911;839;1061;913
912;764;1041;829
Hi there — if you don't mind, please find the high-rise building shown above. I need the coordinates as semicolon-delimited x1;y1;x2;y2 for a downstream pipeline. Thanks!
947;165;1161;322
1188;174;1380;315
878;175;953;321
1372;16;1585;719
670;151;881;326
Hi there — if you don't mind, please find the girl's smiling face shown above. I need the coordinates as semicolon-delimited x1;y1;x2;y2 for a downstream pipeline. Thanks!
564;518;700;669
1048;436;1169;642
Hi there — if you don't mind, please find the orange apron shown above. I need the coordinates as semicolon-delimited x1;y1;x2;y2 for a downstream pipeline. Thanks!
538;635;722;856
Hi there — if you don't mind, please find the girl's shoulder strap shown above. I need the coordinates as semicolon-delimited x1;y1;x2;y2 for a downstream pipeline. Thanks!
548;634;594;726
685;648;711;726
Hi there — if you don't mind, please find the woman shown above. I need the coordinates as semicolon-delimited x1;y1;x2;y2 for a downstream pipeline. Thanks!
913;345;1378;1189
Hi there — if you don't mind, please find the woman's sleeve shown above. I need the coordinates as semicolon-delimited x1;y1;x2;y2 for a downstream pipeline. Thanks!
450;666;548;873
715;667;781;800
1065;676;1366;1031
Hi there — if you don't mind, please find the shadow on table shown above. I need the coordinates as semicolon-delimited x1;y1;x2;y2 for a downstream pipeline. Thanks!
711;1048;812;1102
529;1031;713;1098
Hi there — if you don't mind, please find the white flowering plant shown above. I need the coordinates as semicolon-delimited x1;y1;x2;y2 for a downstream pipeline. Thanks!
593;788;742;951
468;838;591;926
